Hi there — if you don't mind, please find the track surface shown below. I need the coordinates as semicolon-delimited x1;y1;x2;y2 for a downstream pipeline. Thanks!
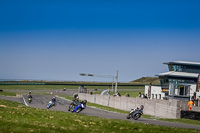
1;94;200;130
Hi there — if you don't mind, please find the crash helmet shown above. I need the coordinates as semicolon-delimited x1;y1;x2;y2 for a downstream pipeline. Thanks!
140;105;144;109
83;100;87;104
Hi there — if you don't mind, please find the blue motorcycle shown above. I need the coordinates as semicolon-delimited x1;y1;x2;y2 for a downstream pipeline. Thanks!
47;99;56;109
72;100;87;113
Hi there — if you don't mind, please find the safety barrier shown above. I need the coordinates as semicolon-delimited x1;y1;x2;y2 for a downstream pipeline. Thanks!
181;110;200;121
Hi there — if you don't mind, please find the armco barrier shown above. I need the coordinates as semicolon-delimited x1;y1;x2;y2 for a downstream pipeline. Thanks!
78;93;182;119
181;110;200;120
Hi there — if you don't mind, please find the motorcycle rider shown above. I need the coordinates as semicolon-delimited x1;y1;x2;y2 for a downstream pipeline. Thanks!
48;97;56;106
28;94;32;98
28;94;32;103
73;96;80;105
73;93;78;99
72;100;87;112
52;97;56;105
52;97;56;102
27;91;31;97
132;105;144;112
140;105;144;114
68;96;80;111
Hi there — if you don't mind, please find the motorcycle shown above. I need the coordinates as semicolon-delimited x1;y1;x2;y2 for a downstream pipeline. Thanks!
126;105;144;120
28;95;32;103
47;100;55;109
69;100;87;113
28;98;32;103
75;102;86;113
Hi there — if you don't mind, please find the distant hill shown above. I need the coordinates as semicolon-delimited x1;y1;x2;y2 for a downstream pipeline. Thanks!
130;77;160;85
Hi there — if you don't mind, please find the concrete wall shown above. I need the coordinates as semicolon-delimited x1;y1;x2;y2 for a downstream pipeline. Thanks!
79;93;181;119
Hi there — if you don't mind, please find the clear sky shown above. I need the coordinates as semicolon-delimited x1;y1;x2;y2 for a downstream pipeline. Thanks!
0;0;200;82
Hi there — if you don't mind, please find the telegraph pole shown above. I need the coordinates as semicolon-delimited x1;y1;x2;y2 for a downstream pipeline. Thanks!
115;70;118;93
112;76;114;92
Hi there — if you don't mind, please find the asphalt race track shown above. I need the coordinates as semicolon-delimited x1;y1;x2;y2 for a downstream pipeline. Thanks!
1;94;200;130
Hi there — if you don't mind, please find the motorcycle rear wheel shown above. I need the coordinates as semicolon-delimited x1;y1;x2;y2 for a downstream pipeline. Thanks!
76;108;82;113
68;104;75;112
126;115;131;119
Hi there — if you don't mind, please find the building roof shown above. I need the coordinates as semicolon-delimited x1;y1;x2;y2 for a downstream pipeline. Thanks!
163;61;200;66
156;71;199;78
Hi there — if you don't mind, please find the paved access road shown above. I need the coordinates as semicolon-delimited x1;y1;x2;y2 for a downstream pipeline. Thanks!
1;94;200;130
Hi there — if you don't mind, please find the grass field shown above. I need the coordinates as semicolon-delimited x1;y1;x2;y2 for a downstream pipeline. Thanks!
0;85;144;90
0;91;16;96
0;99;199;133
92;90;144;97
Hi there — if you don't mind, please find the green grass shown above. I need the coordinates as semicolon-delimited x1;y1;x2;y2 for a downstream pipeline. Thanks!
92;90;144;98
0;85;79;90
0;85;144;90
0;80;147;86
0;91;16;96
0;99;199;133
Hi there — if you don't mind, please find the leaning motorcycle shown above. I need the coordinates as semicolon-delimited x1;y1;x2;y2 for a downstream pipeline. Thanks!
126;105;144;120
69;100;87;113
47;100;55;109
75;102;86;113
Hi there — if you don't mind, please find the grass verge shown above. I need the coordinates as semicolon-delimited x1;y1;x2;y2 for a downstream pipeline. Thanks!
93;90;144;98
0;91;16;96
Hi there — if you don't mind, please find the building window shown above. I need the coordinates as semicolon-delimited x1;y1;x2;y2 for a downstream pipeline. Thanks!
152;94;154;99
171;65;186;72
179;86;184;95
160;77;169;89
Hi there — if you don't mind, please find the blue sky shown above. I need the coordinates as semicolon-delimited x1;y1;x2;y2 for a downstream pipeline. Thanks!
0;0;200;82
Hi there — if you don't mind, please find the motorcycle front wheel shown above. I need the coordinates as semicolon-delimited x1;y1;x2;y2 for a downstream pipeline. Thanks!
133;113;141;120
68;104;75;112
47;104;51;109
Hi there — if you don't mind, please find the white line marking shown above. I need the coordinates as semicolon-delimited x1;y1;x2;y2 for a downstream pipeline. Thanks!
23;96;29;106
